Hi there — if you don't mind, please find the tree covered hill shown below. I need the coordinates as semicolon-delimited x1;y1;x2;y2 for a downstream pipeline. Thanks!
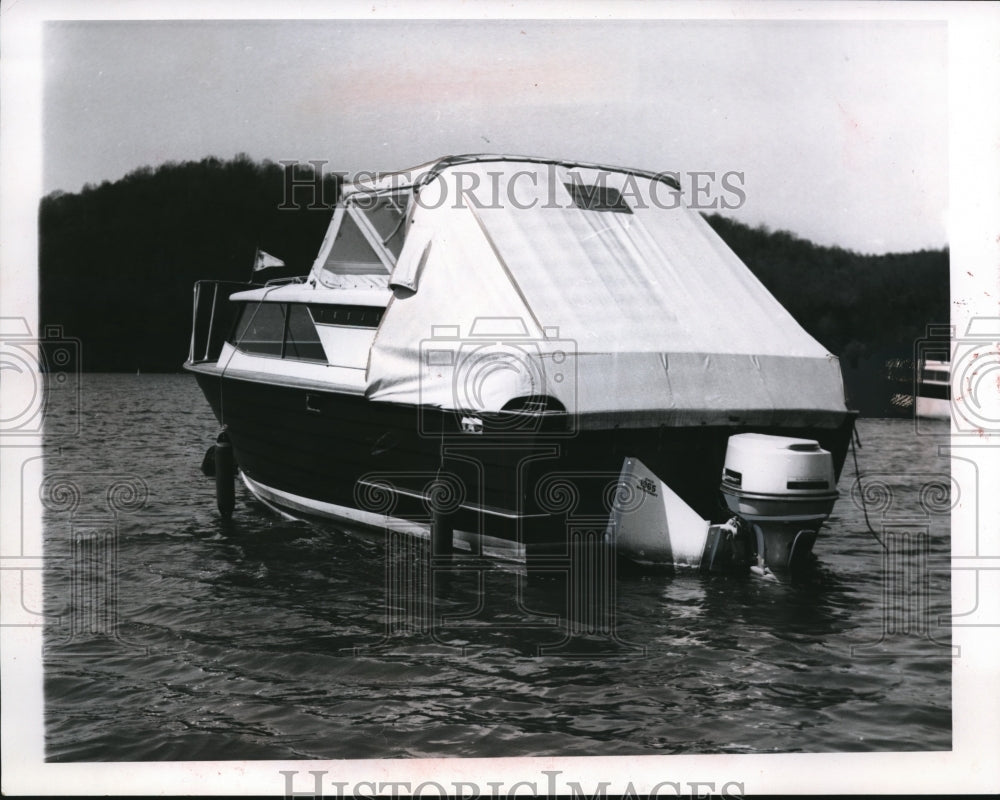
40;155;338;374
39;156;948;414
702;214;949;415
702;214;948;366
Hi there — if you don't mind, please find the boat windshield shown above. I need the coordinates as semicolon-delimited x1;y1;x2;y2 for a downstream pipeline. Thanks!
318;192;409;288
357;193;408;260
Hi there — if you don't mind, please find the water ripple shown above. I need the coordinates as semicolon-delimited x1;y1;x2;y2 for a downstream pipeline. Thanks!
43;378;952;759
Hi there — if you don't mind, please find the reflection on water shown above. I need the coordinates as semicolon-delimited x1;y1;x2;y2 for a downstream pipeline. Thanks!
42;375;951;760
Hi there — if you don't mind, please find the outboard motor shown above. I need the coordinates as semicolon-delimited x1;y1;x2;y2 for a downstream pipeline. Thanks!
719;433;839;573
608;435;839;578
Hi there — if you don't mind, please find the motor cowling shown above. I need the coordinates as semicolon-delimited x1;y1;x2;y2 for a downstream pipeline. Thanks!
719;433;839;572
720;433;838;522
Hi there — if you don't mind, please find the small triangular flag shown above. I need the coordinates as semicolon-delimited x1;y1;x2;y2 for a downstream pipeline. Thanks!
254;249;285;271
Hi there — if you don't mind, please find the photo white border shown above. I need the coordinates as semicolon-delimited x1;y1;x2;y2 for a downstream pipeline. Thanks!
2;0;998;795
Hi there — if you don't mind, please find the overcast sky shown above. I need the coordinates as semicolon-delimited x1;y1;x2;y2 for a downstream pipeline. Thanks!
43;18;947;254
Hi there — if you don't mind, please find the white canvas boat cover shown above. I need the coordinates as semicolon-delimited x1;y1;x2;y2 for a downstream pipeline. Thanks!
351;158;846;428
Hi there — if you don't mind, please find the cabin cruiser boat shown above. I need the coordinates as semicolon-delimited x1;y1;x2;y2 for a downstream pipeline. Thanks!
185;155;856;573
915;358;950;419
887;355;951;420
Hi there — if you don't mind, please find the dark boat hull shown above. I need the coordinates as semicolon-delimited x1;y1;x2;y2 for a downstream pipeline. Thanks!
191;368;856;551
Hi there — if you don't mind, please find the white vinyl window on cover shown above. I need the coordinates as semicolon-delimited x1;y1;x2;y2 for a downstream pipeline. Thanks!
317;193;410;287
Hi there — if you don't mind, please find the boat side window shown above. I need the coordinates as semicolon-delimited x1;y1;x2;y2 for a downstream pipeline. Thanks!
309;305;385;328
232;302;285;357
284;304;327;362
231;302;327;363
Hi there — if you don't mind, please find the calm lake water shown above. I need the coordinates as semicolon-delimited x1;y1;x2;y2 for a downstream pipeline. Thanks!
42;374;951;761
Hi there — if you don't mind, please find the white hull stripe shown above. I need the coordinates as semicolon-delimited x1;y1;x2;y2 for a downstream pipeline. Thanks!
240;473;525;559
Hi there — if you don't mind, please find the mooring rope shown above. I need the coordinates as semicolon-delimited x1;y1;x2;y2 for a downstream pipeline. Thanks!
850;425;888;552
